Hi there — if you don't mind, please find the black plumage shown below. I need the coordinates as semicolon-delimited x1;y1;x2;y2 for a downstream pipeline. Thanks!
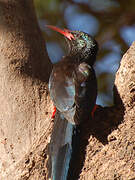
47;25;98;180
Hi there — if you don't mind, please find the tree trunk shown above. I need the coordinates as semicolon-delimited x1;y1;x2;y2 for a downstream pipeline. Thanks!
0;0;135;180
0;0;53;179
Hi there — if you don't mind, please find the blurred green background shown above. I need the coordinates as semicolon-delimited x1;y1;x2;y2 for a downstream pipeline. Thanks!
34;0;135;106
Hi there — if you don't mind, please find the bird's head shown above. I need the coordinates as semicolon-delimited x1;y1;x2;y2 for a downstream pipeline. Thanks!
47;25;98;65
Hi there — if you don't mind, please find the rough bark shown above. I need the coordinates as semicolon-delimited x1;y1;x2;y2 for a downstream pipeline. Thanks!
0;0;53;179
0;0;135;180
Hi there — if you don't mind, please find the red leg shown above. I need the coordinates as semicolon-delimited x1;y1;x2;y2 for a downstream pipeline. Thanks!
91;104;98;119
51;106;56;119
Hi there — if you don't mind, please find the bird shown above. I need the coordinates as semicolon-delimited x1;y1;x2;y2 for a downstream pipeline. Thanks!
47;25;98;180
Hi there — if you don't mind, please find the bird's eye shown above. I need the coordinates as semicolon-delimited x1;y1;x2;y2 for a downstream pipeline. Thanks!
78;40;85;47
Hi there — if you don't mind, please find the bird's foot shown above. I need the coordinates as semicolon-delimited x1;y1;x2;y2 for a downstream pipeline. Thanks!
91;104;98;118
51;106;56;119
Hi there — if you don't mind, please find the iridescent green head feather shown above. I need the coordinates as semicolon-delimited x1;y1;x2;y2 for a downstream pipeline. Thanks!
66;31;98;65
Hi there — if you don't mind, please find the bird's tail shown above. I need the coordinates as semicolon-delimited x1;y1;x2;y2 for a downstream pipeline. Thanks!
49;110;79;180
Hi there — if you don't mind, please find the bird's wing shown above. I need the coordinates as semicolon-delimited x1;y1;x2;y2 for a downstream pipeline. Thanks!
49;65;76;124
